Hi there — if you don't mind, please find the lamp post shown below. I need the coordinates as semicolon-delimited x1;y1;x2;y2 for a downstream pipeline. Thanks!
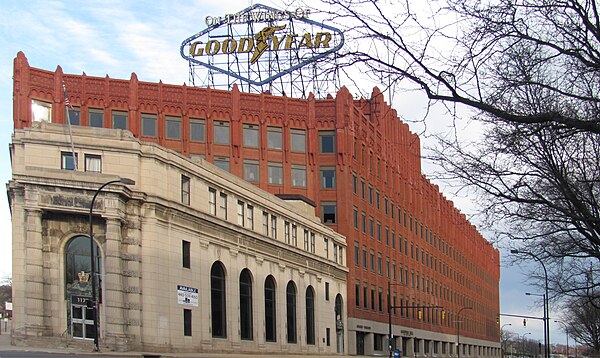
511;249;550;358
525;292;547;358
457;306;473;358
501;324;513;356
554;320;569;358
89;178;135;351
521;332;532;358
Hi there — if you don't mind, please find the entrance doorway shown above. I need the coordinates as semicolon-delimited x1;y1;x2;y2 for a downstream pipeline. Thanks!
356;331;366;355
70;296;95;339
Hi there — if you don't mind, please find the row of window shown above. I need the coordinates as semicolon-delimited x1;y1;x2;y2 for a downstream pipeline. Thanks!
33;100;338;154
61;152;102;172
182;261;332;345
180;181;343;265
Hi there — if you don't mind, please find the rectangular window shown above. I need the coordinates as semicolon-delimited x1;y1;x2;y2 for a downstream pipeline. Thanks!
369;217;374;237
326;328;331;346
324;237;329;258
325;282;330;301
32;99;52;122
285;222;291;244
363;284;368;309
219;192;227;219
213;120;230;144
214;157;230;172
267;126;282;149
271;215;277;239
319;130;335;153
355;281;360;307
67;107;80;125
61;152;78;170
184;309;192;336
290;128;306;152
84;154;101;173
247;205;254;230
141;113;157;137
320;166;336;189
209;188;217;215
291;164;306;187
268;162;283;185
354;241;359;265
182;240;191;268
166;116;182;139
243;160;260;182
376;191;380;209
304;230;309;251
237;201;245;226
263;211;269;236
377;253;382;275
291;224;298;246
361;212;367;233
368;186;373;204
112;110;127;129
370;251;375;272
352;173;358;194
353;208;359;229
310;232;315;253
371;286;376;310
243;123;259;147
89;108;103;127
181;175;190;205
333;244;338;263
190;118;206;142
321;202;337;224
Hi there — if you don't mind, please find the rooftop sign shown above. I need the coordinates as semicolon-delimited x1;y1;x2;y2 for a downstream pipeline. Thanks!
180;3;344;87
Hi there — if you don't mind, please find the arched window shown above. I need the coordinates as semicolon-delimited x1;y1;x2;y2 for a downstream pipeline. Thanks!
239;269;253;340
264;275;277;342
306;286;315;345
211;261;227;338
286;281;297;343
65;235;100;297
335;293;345;353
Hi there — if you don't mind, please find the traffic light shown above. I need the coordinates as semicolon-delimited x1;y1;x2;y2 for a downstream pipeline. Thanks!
441;310;446;320
523;318;527;327
496;315;500;324
418;310;423;320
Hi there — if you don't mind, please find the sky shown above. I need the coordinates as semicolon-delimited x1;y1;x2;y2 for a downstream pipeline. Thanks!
0;0;568;346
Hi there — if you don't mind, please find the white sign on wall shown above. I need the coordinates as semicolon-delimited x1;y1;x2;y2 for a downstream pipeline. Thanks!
4;302;12;311
177;285;198;307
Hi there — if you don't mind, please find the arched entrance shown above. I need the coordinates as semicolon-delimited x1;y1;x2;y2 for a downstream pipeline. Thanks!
335;293;344;353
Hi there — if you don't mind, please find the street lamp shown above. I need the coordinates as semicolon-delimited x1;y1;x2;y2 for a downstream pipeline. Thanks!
457;306;473;358
525;292;547;358
501;324;513;356
89;177;135;351
511;249;550;358
554;320;569;358
521;332;532;358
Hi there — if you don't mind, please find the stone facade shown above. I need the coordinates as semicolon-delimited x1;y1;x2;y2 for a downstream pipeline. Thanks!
8;123;348;354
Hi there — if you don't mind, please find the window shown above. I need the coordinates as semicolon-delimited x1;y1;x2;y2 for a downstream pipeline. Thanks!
240;269;253;340
355;281;360;307
209;188;217;215
291;225;298;246
320;167;336;188
61;152;78;170
353;208;359;229
369;185;373;204
319;130;335;153
271;215;277;239
184;309;192;336
304;230;309;251
213;120;230;144
286;282;297;343
265;276;277;342
190;118;206;142
321;202;337;224
237;201;245;226
310;232;315;253
326;328;331;347
112;111;127;129
84;154;101;173
243;160;260;182
141;113;157;137
263;212;269;236
291;165;306;187
370;250;375;272
32;99;52;122
371;286;376;310
378;253;382;275
354;242;359;265
214;157;230;172
306;286;315;345
369;217;374;237
211;262;227;338
243;124;259;147
285;222;291;244
247;205;254;230
361;180;366;199
267;126;282;149
378;288;383;312
166;116;181;139
65;235;100;306
268;162;283;185
182;240;191;268
290;128;306;152
361;212;367;233
89;108;103;128
325;282;330;301
67;107;80;125
181;175;190;205
363;284;368;308
219;192;227;219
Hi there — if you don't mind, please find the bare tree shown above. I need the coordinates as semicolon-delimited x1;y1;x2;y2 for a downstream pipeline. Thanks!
292;0;600;300
562;296;600;355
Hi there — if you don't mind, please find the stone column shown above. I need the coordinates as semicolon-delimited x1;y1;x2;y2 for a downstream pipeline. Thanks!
102;217;128;351
23;208;50;336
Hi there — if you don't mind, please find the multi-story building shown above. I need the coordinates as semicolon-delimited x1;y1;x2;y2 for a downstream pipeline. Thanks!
10;51;500;356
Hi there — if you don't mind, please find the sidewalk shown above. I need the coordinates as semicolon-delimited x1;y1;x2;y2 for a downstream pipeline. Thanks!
0;322;348;358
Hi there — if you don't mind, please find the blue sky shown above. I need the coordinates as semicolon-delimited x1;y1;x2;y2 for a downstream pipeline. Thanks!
0;0;567;345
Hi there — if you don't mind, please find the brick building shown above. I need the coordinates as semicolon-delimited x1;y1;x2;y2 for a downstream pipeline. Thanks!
10;51;500;356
